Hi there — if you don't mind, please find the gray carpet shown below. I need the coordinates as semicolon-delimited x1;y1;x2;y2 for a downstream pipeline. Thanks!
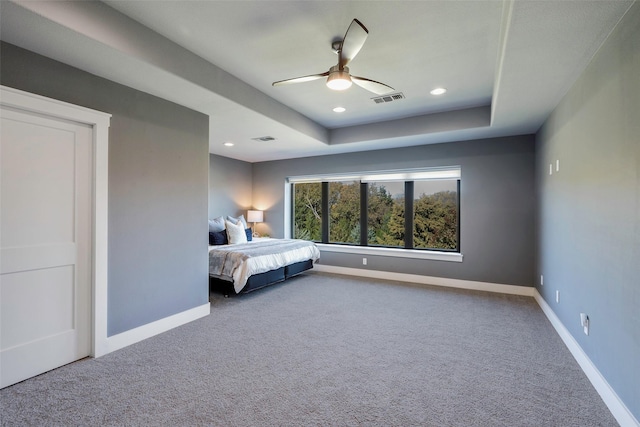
1;272;618;426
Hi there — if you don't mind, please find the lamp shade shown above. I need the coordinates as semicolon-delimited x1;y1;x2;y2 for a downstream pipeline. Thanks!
247;210;264;223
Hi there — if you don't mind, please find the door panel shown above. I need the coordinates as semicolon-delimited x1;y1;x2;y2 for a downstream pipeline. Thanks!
2;266;75;349
0;107;92;388
1;116;76;247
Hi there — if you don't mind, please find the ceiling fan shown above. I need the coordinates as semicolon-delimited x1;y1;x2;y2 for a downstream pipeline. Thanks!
272;19;394;95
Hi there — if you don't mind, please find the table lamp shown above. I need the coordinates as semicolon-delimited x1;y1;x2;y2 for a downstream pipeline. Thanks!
247;210;264;237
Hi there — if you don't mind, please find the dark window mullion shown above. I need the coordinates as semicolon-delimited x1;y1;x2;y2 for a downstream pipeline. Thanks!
456;179;461;252
360;182;368;246
290;183;295;237
405;181;414;249
321;182;329;243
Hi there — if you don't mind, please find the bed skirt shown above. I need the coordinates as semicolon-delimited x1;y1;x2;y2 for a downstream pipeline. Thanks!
209;259;314;296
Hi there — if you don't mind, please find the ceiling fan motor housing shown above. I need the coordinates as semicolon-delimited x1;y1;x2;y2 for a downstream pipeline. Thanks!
331;40;343;54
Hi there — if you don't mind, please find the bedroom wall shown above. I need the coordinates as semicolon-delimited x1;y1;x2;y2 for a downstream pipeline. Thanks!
1;42;210;337
252;135;536;287
535;2;640;421
208;153;253;220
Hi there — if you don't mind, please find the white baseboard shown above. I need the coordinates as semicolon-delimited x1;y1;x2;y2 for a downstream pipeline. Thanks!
99;303;210;356
534;290;639;427
312;264;535;296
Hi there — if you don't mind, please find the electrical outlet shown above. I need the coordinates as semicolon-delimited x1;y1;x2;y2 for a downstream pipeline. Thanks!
362;257;367;266
540;275;544;286
556;290;560;303
580;313;589;335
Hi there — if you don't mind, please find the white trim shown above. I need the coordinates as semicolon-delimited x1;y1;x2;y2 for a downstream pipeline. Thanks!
92;107;110;357
284;182;292;239
103;304;210;355
286;166;461;183
0;86;112;358
317;243;463;262
312;264;534;296
534;290;639;427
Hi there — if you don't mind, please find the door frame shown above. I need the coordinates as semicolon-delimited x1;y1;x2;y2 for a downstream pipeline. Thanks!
1;85;111;357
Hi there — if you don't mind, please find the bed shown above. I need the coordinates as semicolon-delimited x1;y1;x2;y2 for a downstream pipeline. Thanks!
209;237;320;295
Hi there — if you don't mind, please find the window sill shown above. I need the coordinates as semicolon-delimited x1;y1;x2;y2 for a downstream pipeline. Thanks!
316;244;463;263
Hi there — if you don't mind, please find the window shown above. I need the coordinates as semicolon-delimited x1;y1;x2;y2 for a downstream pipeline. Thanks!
413;180;458;250
292;182;321;241
289;167;460;253
367;180;403;247
328;181;360;244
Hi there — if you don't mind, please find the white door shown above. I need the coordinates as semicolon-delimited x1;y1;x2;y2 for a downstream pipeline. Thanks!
1;106;93;388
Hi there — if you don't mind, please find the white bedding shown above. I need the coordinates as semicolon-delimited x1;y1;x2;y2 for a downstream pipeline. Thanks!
208;238;320;293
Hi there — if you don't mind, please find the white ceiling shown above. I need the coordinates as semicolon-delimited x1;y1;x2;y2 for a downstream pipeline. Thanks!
0;0;634;163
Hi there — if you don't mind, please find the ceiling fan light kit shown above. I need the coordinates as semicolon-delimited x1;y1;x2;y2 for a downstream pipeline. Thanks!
326;66;352;90
272;18;394;95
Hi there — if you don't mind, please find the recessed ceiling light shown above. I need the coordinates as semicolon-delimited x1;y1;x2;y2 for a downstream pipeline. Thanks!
223;142;234;147
430;88;447;95
333;107;346;113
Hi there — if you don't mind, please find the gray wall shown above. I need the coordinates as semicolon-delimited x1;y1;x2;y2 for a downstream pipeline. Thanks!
253;135;536;287
1;42;210;336
208;153;253;219
536;2;640;420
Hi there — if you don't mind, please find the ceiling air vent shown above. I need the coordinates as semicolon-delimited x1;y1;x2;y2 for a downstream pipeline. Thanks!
372;92;405;104
251;136;276;142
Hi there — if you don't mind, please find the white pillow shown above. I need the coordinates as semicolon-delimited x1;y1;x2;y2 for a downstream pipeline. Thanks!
225;220;247;244
226;214;248;229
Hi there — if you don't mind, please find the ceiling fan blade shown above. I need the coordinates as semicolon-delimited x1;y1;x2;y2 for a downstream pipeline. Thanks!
272;72;329;87
351;75;395;95
340;19;368;67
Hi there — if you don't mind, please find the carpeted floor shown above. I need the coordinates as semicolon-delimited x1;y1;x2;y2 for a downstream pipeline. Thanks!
0;272;618;426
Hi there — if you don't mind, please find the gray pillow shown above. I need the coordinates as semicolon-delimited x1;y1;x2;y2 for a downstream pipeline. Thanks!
226;214;248;229
208;216;226;232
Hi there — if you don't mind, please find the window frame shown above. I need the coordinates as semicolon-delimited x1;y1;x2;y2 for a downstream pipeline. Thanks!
285;167;463;263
